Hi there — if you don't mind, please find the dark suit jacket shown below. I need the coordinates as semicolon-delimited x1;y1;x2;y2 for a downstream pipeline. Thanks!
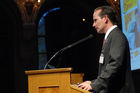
90;27;135;93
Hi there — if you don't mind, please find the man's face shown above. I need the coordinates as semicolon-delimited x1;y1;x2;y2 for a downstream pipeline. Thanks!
93;10;106;34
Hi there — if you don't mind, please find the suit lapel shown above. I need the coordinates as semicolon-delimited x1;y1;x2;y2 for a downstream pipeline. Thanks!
102;27;118;50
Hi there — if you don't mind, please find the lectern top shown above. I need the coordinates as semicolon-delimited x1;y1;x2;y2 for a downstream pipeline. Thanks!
25;68;72;75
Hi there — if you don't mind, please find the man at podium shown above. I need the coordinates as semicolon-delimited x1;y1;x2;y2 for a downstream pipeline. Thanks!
78;6;135;93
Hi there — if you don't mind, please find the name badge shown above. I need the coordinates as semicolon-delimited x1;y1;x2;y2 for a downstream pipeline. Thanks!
99;53;104;64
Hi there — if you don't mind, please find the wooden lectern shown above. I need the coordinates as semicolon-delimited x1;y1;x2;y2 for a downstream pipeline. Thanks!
25;68;91;93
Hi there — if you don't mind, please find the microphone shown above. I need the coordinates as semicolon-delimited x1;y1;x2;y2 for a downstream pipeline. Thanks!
44;34;94;69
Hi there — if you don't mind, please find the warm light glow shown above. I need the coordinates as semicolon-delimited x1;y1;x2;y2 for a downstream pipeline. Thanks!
114;0;117;2
82;18;86;22
38;0;40;3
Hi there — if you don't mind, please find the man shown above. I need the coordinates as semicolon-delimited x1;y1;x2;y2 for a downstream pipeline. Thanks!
78;6;135;93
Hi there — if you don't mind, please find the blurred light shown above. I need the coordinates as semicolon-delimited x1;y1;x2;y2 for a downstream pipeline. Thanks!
114;0;117;2
82;18;86;22
38;0;40;3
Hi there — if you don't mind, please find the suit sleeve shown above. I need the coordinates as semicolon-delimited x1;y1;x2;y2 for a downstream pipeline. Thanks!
90;33;127;92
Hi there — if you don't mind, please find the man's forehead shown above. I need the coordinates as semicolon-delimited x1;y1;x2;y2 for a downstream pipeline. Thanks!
94;9;101;15
93;10;101;19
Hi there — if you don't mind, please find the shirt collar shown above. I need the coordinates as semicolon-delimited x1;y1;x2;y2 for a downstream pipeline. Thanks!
104;25;117;40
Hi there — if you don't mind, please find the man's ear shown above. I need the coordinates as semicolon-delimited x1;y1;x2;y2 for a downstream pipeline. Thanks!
103;15;108;23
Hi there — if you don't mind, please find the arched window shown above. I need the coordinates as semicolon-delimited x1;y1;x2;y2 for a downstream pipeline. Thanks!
37;8;60;69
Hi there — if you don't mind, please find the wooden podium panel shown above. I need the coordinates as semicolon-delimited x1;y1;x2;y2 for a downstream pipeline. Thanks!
71;73;84;84
39;86;59;93
25;68;91;93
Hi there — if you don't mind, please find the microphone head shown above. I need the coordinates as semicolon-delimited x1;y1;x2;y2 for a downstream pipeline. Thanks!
88;34;94;39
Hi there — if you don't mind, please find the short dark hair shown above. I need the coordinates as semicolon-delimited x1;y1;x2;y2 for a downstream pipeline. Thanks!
94;6;118;25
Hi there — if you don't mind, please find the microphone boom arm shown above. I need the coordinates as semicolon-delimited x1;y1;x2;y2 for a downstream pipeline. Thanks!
44;34;93;69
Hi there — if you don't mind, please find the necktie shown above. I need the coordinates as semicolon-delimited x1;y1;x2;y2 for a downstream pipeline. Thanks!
102;39;106;47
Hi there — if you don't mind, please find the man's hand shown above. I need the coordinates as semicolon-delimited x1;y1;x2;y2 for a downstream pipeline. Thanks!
78;81;92;91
